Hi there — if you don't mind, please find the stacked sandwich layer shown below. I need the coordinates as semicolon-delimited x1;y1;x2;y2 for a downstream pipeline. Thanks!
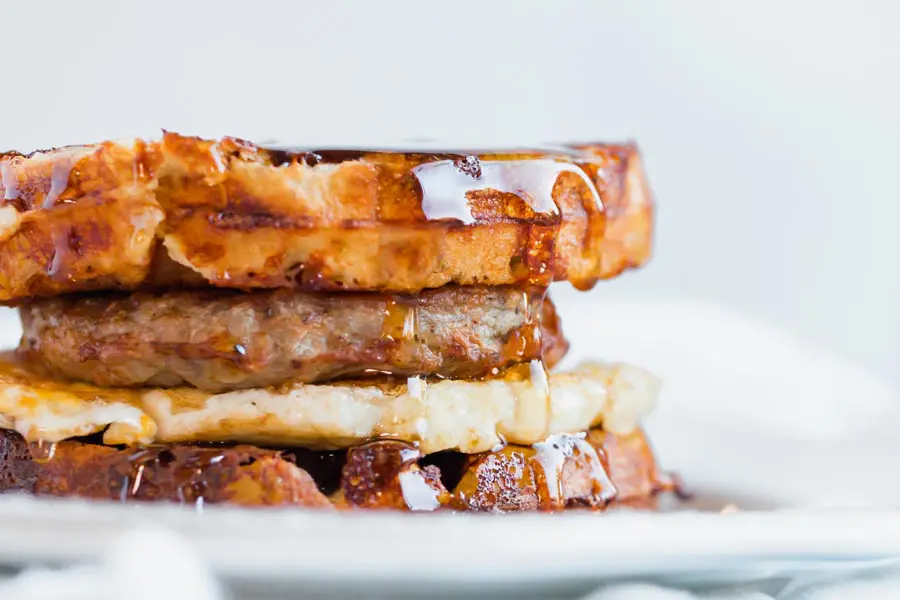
0;133;672;511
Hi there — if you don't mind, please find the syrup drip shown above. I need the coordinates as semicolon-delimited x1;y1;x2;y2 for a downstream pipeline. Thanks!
407;375;426;402
9;429;655;511
47;226;68;278
0;162;18;202
42;160;73;210
208;143;226;173
130;463;146;496
378;292;425;380
415;159;587;224
413;157;602;287
527;286;552;433
571;436;617;502
532;432;617;507
529;355;552;443
118;474;131;503
381;296;420;342
528;359;550;398
501;289;546;361
113;447;216;507
26;439;57;464
344;440;445;511
398;469;442;511
396;446;442;511
533;436;567;501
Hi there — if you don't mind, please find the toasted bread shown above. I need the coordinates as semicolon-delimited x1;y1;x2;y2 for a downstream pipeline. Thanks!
336;428;666;511
0;427;666;512
0;133;653;302
0;429;332;508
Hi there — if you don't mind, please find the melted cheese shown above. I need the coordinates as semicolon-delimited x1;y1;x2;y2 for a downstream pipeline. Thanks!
0;354;659;454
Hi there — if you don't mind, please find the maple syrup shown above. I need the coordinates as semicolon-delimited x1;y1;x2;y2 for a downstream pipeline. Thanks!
531;432;617;508
0;162;19;202
42;160;73;210
26;439;56;463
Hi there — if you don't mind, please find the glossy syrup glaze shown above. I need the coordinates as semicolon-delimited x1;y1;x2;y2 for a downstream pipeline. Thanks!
269;144;605;290
1;425;674;512
533;432;617;506
21;285;566;390
0;135;668;512
0;133;652;301
26;439;56;463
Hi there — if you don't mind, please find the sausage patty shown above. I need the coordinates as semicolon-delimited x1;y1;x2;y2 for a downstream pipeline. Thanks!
20;286;567;392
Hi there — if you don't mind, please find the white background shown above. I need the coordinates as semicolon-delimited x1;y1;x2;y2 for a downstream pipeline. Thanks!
0;0;897;382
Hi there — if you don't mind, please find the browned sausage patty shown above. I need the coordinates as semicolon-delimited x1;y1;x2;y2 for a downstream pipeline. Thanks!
19;286;567;392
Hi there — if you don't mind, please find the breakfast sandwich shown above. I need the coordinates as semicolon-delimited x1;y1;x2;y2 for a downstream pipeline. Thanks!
0;132;674;511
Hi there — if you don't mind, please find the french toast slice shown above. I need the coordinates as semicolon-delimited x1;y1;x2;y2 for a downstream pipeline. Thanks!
338;429;667;511
0;427;667;512
0;133;653;302
0;429;332;508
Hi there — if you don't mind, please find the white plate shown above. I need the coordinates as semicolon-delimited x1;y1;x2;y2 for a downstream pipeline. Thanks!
0;294;897;599
2;499;900;599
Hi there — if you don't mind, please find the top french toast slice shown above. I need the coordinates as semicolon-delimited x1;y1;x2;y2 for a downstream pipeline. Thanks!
0;132;653;302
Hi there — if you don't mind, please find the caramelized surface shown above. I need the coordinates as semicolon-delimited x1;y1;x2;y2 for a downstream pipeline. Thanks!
0;430;331;508
21;286;566;391
0;133;653;302
0;427;669;512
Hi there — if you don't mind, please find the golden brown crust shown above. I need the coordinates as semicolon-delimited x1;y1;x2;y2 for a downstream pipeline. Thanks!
0;429;332;508
0;141;164;303
0;133;653;302
0;428;667;512
20;286;567;391
449;429;665;512
338;440;450;510
340;429;666;512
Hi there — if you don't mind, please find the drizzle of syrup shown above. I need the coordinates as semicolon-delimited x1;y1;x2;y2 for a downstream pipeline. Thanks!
11;430;660;512
381;296;419;342
113;446;217;507
396;446;443;511
571;435;617;502
130;463;146;496
499;289;546;362
407;375;426;402
410;155;603;287
341;440;447;511
26;439;57;464
47;227;69;278
0;162;19;202
398;469;442;511
528;358;550;398
528;358;552;440
413;158;580;224
377;292;427;380
42;160;73;210
208;143;226;173
532;432;617;508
